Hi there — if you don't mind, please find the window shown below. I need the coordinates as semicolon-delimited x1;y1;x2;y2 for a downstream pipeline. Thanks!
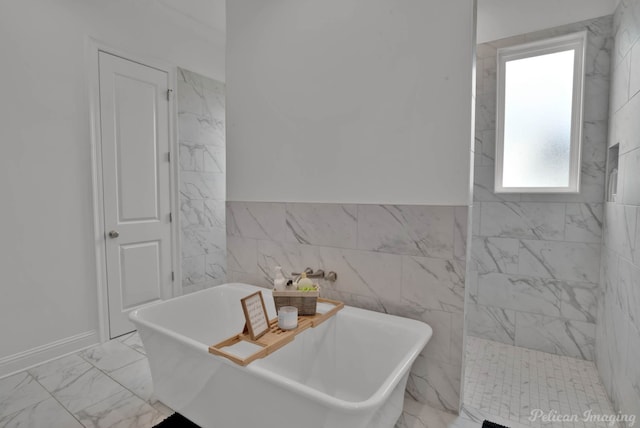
495;31;586;193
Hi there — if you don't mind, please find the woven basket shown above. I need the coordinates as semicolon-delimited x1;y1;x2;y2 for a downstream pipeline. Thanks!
272;290;319;316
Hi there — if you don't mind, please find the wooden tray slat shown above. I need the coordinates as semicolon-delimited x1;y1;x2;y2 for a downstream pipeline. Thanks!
209;298;344;366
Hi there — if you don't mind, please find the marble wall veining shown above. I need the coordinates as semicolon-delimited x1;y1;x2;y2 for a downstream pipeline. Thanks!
177;69;227;294
467;16;613;361
596;0;640;421
226;201;468;413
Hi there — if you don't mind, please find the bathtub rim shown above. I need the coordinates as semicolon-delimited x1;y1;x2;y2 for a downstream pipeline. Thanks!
130;283;432;413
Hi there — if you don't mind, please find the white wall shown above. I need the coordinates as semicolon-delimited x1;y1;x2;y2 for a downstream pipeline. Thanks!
226;0;475;206
0;0;224;373
477;0;619;43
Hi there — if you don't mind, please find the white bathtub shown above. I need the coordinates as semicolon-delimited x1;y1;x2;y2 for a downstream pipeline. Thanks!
130;283;432;428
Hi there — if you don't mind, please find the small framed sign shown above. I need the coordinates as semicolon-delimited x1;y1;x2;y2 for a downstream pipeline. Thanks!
240;291;270;340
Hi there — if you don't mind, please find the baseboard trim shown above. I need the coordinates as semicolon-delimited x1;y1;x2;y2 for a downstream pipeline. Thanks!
0;330;99;379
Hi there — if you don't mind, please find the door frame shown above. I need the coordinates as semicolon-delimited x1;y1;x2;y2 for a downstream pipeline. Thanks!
86;38;182;342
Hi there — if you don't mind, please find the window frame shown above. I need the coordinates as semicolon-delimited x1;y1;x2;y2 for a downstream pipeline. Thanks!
494;31;587;194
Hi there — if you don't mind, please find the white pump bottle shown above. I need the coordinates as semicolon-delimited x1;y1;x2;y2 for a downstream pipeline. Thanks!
273;266;286;291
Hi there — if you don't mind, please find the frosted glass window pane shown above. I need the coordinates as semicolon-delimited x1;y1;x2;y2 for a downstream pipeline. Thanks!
502;50;575;188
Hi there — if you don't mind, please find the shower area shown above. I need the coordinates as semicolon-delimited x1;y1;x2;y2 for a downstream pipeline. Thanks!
463;4;640;426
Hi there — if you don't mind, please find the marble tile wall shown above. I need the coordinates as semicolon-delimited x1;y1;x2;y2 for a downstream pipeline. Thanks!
177;69;226;293
467;16;613;361
227;201;468;413
596;0;640;422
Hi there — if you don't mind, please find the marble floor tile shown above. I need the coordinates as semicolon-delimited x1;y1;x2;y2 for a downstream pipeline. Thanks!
0;336;175;428
0;397;83;428
80;340;146;373
45;364;128;414
108;359;154;403
28;354;92;391
2;332;621;428
150;401;174;419
121;332;146;356
460;405;530;428
74;389;165;428
0;372;50;417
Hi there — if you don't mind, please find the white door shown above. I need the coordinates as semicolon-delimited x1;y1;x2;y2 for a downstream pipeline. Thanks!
98;51;173;338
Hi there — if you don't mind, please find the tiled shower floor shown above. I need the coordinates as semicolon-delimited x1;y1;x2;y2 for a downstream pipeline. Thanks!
462;337;618;428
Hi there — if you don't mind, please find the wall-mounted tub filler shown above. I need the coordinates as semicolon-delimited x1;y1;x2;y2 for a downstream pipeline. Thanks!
291;267;338;282
130;283;432;428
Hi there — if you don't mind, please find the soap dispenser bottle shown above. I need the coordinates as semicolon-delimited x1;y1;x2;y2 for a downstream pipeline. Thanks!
296;271;314;289
273;266;286;291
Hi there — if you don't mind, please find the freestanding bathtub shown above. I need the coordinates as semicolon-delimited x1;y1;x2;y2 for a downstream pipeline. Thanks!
130;283;432;428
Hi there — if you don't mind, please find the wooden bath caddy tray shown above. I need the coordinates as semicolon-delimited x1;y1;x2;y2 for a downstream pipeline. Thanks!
209;298;344;366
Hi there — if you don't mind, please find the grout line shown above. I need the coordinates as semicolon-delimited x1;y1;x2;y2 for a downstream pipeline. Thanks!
30;374;85;427
0;373;53;421
98;336;167;412
71;339;161;420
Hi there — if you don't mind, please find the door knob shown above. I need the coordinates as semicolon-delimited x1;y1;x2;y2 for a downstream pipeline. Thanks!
108;230;120;239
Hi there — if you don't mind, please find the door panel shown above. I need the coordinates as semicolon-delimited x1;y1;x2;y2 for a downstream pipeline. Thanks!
119;241;162;309
114;74;160;222
99;51;173;338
